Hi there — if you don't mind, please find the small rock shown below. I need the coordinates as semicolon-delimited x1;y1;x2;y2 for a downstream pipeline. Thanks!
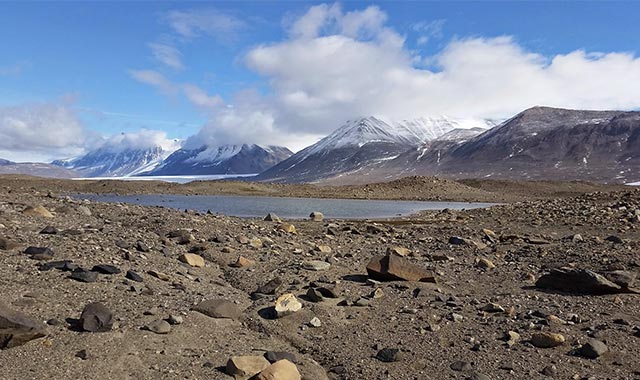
314;245;332;253
275;294;302;317
278;223;297;234
366;255;436;283
530;332;565;348
75;349;89;360
148;270;170;281
40;226;58;235
69;268;98;283
249;238;263;248
309;317;322;327
450;360;472;371
541;364;557;376
231;256;255;268
0;238;19;250
91;264;121;275
387;246;411;257
0;301;47;348
254;278;282;296
168;315;183;325
144;320;171;334
178;253;205;268
376;348;403;362
264;213;282;222
578;338;608;359
264;351;297;364
79;302;114;332
536;268;625;295
480;303;504;313
475;257;496;269
504;331;521;346
24;246;54;261
125;270;143;282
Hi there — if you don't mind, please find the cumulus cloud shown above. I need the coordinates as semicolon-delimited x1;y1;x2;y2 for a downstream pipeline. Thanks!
148;42;184;70
165;9;246;41
128;69;177;95
182;84;224;111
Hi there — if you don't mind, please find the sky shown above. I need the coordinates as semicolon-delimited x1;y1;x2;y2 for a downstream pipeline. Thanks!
1;1;640;162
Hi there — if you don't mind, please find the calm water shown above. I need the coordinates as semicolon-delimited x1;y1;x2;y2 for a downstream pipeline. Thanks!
78;193;495;219
72;174;256;184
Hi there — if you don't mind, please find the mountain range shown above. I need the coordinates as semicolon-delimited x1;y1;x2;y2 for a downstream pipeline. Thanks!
4;106;640;184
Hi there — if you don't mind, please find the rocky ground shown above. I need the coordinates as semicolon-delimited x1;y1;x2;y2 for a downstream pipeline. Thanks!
0;177;639;380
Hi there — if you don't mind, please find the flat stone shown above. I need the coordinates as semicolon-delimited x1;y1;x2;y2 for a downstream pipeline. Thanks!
38;260;76;272
536;267;625;294
578;338;608;359
148;270;170;281
193;299;242;320
475;257;496;269
275;294;302;317
366;255;436;283
530;332;565;348
91;264;121;275
125;270;143;282
226;355;270;379
252;359;301;380
40;226;58;235
69;268;99;283
178;253;205;268
168;315;183;325
480;303;505;313
24;246;54;260
254;278;282;295
144;319;171;334
602;270;637;289
314;245;332;253
0;301;47;349
230;256;255;268
302;260;331;271
249;238;263;248
79;302;114;332
450;360;472;371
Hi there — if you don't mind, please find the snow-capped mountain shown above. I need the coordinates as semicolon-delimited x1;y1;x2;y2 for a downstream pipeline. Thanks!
144;144;293;176
256;116;495;183
53;145;178;177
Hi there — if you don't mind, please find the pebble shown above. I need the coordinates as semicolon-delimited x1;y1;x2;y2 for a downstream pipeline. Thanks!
530;332;566;348
302;260;331;271
144;319;171;334
376;348;403;362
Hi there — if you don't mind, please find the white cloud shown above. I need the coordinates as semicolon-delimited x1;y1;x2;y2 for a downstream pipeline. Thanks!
182;84;224;110
0;102;90;161
412;19;445;45
148;42;184;70
91;129;180;153
129;69;177;95
165;9;246;41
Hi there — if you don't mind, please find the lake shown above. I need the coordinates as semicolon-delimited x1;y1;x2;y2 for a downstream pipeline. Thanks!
72;174;257;184
78;193;496;219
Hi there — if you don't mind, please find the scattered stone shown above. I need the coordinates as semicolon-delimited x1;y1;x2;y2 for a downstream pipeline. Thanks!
482;228;498;243
309;317;322;327
79;302;114;332
249;238;263;248
504;331;521;346
530;332;565;348
144;319;171;334
366;255;436;283
314;245;332;253
178;253;205;268
475;257;496;269
387;246;411;257
541;364;557;376
254;278;282;296
125;270;143;282
302;260;331;271
76;205;92;216
135;241;151;252
0;301;47;349
24;246;54;260
193;299;242;320
602;270;637;289
605;235;624;244
226;355;270;379
467;372;490;380
23;205;53;218
253;359;301;380
264;351;297;364
264;213;282;222
536;267;628;294
69;268;99;283
275;294;302;317
231;256;255;268
449;236;466;245
40;226;58;234
376;348;403;362
578;338;608;359
91;264;121;275
115;239;130;249
309;211;324;221
278;223;297;234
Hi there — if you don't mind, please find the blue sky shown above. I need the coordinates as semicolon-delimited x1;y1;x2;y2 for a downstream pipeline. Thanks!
1;1;640;161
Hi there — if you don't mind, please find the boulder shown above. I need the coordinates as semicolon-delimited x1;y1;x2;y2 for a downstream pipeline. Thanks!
23;205;53;218
0;301;46;349
178;253;205;268
535;267;630;294
79;302;114;332
366;255;436;283
227;355;270;379
252;359;301;380
309;212;324;221
193;299;242;320
275;294;302;317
